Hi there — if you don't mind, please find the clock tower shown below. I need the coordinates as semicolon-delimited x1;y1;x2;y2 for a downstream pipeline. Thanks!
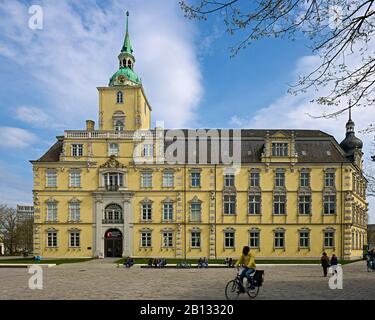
97;11;151;131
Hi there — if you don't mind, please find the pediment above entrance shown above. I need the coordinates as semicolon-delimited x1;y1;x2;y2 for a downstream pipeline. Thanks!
100;155;126;169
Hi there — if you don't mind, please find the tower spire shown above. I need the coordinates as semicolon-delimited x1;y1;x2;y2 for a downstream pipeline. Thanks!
122;11;133;54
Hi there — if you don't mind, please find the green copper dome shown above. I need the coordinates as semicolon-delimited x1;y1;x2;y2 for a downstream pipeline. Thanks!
109;67;141;86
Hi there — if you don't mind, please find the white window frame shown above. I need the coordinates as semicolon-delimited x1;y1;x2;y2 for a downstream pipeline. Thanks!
141;172;152;188
46;202;57;222
249;231;260;248
224;231;235;248
223;194;236;215
69;232;80;247
248;194;261;215
71;144;83;157
69;171;81;187
141;232;152;248
47;232;57;247
162;232;173;248
162;202;174;221
163;171;174;187
46;170;57;187
324;231;335;248
274;231;285;248
69;202;80;222
191;231;201;248
190;203;201;222
141;203;152;221
299;231;310;248
109;143;119;156
191;172;201;187
272;143;288;156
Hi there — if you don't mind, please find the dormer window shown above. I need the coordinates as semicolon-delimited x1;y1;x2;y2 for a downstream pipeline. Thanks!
272;143;288;156
116;91;123;104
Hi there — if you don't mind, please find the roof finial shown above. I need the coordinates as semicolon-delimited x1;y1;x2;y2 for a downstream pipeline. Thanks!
126;11;129;34
348;99;352;121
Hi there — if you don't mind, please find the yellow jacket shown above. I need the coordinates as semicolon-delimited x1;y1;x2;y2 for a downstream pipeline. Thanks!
235;253;256;269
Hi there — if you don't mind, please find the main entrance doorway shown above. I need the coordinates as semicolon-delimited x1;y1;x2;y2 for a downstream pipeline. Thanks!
104;229;123;257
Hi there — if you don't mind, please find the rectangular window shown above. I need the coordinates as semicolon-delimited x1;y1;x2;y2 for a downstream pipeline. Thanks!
249;231;260;248
46;170;57;187
141;203;152;221
224;174;235;187
249;172;260;187
163;171;174;187
69;202;80;221
300;172;310;187
162;203;173;221
69;232;80;247
104;173;124;191
272;143;288;156
71;144;83;157
325;172;335;187
223;195;236;215
224;231;235;248
69;171;81;187
323;195;336;215
109;143;119;156
141;232;152;247
275;172;285;187
143;144;153;157
47;232;57;247
248;194;261;215
46;203;57;221
299;231;309;248
190;203;201;222
191;232;201;248
324;231;335;247
273;195;286;215
141;172;152;188
191;172;201;187
274;232;285;248
162;232;173;248
298;195;311;215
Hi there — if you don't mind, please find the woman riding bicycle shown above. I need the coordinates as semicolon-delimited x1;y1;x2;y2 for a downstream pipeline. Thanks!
235;246;256;292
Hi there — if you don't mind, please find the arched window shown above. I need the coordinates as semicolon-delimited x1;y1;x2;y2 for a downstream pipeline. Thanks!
127;60;132;69
117;91;123;104
104;204;123;223
123;59;126;68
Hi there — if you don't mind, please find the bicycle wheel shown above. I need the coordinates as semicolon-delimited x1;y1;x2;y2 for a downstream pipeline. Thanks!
225;280;240;300
247;285;259;298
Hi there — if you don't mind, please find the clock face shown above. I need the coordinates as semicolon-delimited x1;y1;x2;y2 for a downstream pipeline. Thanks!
118;75;125;83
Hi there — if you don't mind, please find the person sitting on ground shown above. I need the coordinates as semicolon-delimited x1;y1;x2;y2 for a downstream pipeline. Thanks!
148;258;153;267
235;246;256;292
202;257;208;268
198;257;202;268
228;258;234;268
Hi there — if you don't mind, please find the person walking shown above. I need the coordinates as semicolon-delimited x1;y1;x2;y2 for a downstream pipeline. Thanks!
321;252;330;277
330;254;338;274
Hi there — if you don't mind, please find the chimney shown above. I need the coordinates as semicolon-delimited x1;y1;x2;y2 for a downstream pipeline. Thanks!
86;120;95;131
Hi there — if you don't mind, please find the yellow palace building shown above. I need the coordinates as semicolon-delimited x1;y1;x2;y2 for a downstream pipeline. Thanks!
31;14;368;260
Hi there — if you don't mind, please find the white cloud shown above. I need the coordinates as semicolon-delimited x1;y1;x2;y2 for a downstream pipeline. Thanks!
0;0;203;129
0;127;37;148
15;106;49;126
230;51;375;222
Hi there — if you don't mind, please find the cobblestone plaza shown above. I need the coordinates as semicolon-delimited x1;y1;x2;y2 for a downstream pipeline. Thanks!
1;260;374;300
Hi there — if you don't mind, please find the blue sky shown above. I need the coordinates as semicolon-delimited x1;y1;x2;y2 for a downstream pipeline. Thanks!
0;0;373;221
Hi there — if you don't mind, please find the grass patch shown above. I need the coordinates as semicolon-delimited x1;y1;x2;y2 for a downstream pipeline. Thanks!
0;258;93;265
115;258;365;265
